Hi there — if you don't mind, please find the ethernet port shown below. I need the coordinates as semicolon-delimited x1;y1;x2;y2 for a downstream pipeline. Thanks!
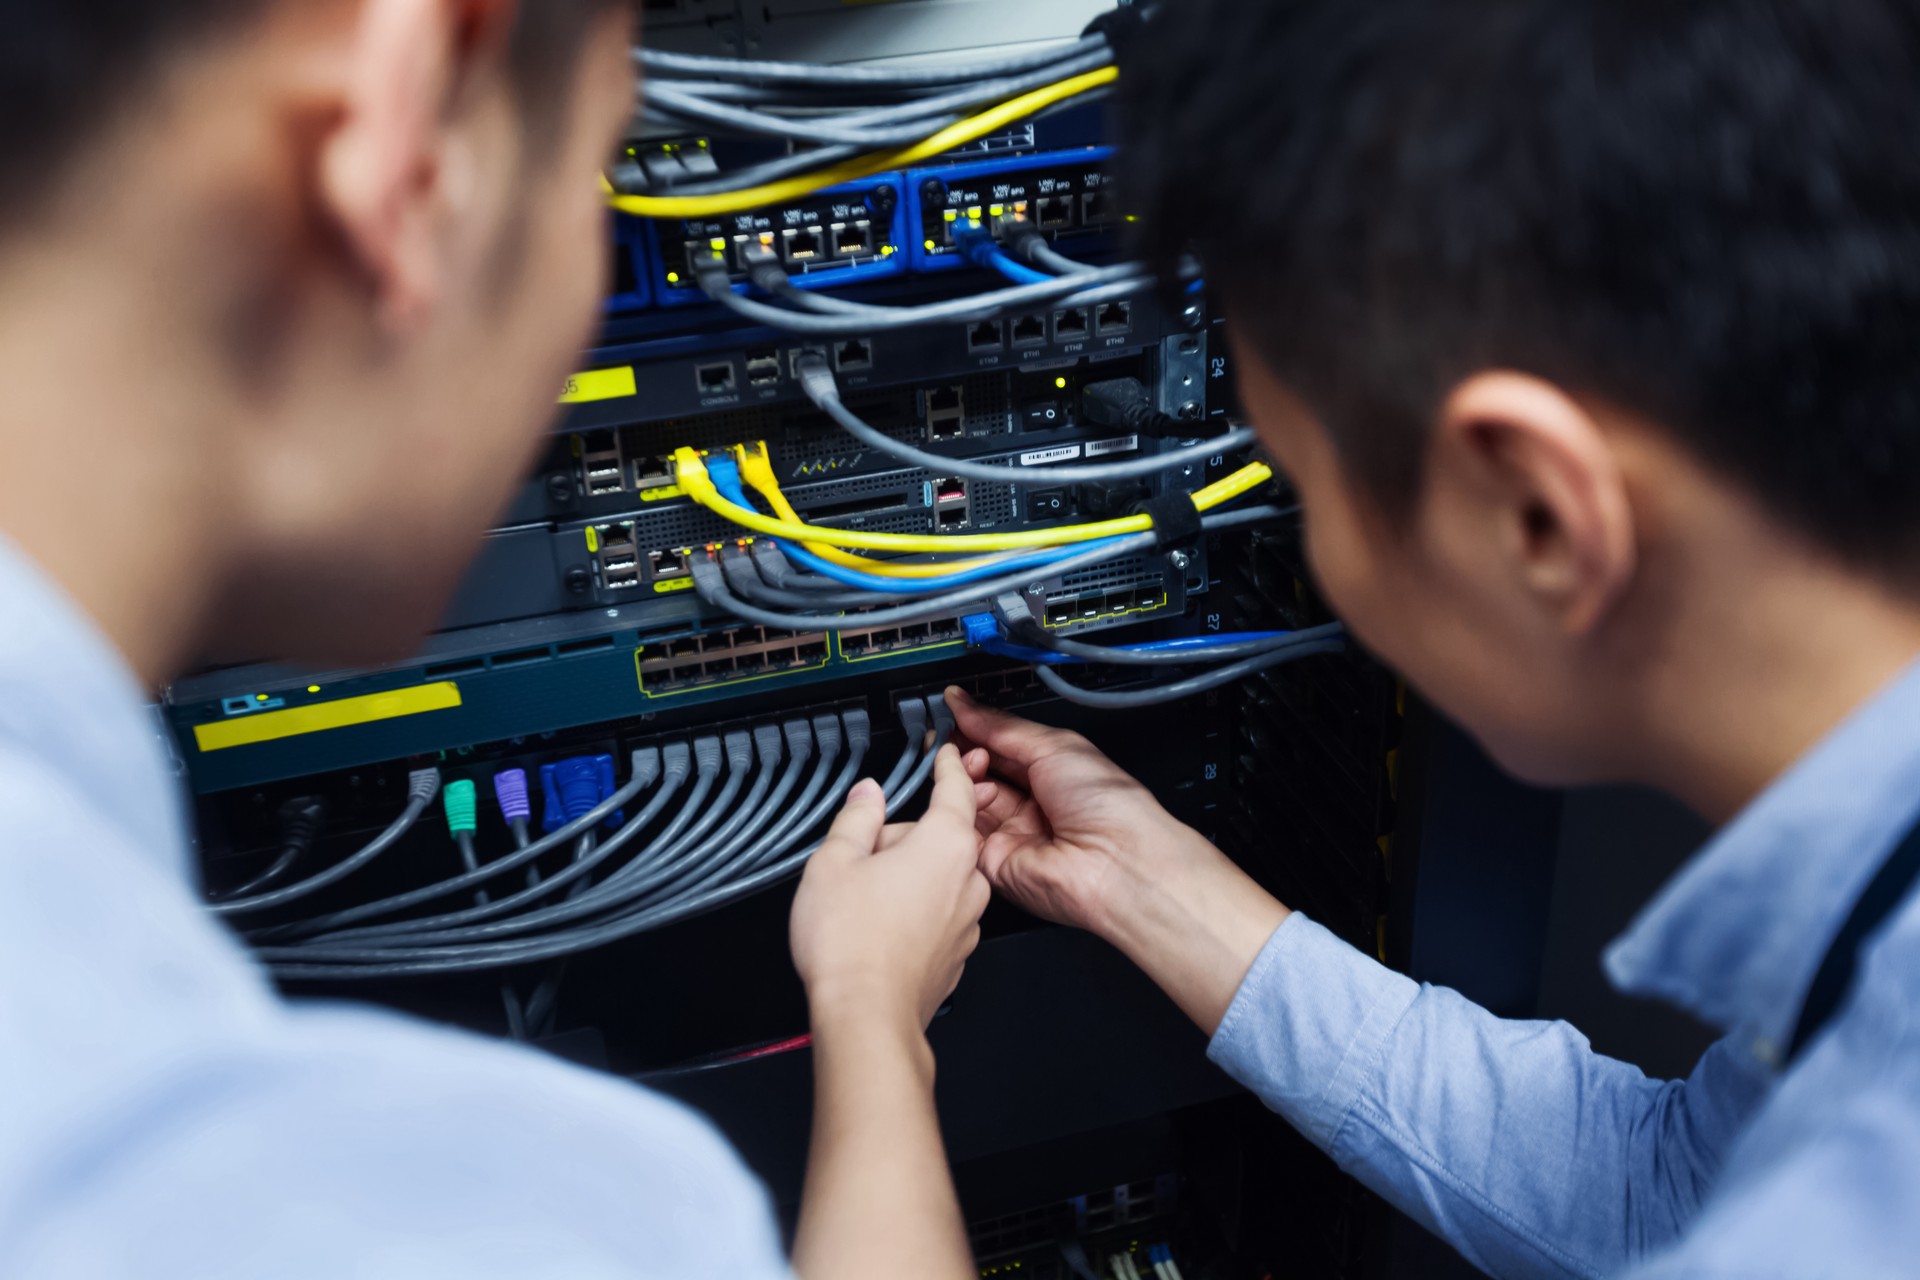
1094;300;1133;337
745;348;782;387
797;641;829;662
682;240;729;281
832;337;874;372
649;548;689;581
632;455;674;489
1034;195;1076;231
694;361;736;394
925;384;966;440
1052;307;1091;342
966;319;1004;353
597;522;635;552
1010;313;1048;348
938;504;970;529
1081;189;1116;225
829;220;871;258
781;226;823;265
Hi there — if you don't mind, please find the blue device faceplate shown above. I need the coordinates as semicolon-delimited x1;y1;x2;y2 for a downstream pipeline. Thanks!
645;174;910;309
906;146;1117;275
604;214;653;314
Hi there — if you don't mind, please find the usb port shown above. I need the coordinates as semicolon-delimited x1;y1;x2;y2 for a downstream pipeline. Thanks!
1010;313;1047;348
695;361;736;394
605;567;640;591
832;338;874;371
745;348;781;386
1052;308;1090;342
830;220;871;258
1094;300;1133;337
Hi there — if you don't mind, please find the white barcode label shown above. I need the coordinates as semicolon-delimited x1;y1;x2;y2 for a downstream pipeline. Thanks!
1019;445;1083;466
1084;435;1141;457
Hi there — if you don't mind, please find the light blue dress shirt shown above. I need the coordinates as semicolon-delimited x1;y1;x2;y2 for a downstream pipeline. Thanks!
0;538;791;1278
1211;657;1920;1278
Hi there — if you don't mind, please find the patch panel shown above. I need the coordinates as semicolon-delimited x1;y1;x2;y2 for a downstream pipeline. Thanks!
650;174;909;307
906;147;1117;273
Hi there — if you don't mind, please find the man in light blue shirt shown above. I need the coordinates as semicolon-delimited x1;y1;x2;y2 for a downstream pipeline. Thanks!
0;3;989;1278
946;2;1920;1277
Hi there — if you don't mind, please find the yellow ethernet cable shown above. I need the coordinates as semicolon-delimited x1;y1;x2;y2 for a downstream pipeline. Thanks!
732;443;1021;579
606;67;1119;220
677;447;1273;553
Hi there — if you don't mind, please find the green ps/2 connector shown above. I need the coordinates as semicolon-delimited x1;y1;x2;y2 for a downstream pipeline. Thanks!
442;779;479;836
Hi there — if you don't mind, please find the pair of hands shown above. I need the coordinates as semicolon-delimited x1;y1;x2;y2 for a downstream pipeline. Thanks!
790;687;1247;1036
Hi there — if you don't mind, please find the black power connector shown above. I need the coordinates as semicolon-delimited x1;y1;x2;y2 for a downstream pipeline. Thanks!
1082;377;1204;439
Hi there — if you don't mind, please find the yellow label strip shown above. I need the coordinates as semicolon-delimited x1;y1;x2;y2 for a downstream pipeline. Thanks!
559;367;638;405
194;683;463;753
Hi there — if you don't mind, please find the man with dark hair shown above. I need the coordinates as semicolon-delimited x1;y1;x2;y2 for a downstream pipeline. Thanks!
947;2;1920;1276
0;3;985;1277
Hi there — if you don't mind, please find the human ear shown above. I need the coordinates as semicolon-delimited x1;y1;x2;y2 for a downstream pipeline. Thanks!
317;0;520;333
1429;372;1636;636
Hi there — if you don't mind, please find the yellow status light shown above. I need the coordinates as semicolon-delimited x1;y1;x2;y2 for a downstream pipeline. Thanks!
1055;376;1069;389
256;694;269;703
307;685;321;694
989;203;1004;217
666;271;681;284
924;238;937;251
966;205;982;220
942;209;958;222
709;237;726;251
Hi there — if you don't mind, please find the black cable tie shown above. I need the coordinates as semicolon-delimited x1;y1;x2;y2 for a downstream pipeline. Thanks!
1144;491;1204;552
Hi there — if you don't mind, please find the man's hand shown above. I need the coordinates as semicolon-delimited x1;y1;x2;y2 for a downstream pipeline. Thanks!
947;687;1290;1036
789;743;988;1280
790;744;992;1033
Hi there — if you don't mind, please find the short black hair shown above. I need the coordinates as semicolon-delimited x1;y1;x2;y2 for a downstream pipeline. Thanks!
1122;0;1920;571
0;0;629;227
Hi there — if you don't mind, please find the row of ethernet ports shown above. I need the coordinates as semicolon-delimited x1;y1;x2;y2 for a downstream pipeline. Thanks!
966;302;1132;354
681;220;881;281
636;618;965;693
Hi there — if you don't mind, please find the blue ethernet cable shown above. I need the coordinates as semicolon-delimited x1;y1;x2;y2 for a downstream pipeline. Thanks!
954;220;1056;286
707;459;1122;593
961;612;1300;665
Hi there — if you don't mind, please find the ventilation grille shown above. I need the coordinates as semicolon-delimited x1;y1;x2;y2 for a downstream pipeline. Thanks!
1054;555;1155;593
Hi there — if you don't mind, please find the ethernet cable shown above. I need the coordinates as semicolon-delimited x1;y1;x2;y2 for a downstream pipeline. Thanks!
208;796;324;902
258;703;931;978
685;503;1290;634
692;254;1152;337
1034;632;1348;708
441;779;536;1038
634;39;1105;90
990;594;1344;666
263;707;910;974
676;445;1275;552
709;459;1120;594
639;47;1115;151
794;354;1257;487
736;444;1068;581
636;722;815;907
608;66;1119;219
300;738;729;949
302;749;689;947
252;753;659;940
954;221;1056;287
211;769;439;915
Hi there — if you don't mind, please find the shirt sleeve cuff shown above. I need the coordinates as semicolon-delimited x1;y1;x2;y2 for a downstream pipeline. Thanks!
1206;912;1420;1152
